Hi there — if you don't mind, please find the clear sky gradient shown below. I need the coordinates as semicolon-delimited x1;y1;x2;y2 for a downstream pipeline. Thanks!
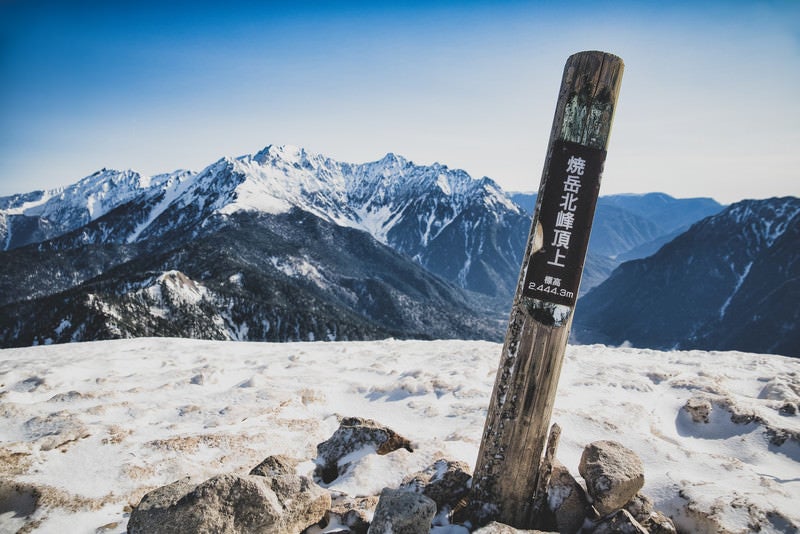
1;0;798;203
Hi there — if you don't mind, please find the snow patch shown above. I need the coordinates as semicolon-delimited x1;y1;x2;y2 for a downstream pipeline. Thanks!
126;171;196;243
269;256;327;288
720;261;753;319
54;319;71;336
436;174;451;195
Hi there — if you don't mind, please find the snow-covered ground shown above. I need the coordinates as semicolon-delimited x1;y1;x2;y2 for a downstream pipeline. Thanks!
1;338;798;533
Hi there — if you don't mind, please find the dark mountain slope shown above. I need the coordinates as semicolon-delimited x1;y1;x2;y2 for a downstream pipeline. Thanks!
0;210;502;347
573;197;800;357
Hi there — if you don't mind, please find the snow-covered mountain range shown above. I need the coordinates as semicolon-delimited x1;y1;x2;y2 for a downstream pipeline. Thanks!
2;143;796;356
1;145;530;346
0;146;528;297
510;192;724;294
574;197;800;356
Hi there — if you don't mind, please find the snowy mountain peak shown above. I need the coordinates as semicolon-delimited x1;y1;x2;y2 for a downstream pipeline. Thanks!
0;144;531;297
0;167;195;250
376;152;408;167
722;197;800;248
254;144;305;164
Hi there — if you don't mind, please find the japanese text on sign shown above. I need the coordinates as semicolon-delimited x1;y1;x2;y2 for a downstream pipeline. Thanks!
521;140;606;307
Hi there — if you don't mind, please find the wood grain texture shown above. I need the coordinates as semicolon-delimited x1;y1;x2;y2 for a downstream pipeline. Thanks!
469;51;623;529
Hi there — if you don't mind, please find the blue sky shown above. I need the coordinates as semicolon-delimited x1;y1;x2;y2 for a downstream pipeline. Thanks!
1;1;798;203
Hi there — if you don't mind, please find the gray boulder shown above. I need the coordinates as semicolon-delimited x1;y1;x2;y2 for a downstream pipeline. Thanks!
128;473;330;534
315;417;413;484
579;441;644;516
400;458;471;511
320;495;379;534
546;460;589;534
366;487;436;534
249;454;300;477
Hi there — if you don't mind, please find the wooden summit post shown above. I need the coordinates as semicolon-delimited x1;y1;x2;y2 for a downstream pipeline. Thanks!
468;51;624;529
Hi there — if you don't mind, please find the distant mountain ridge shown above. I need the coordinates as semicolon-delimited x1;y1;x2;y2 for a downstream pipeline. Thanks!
510;191;724;294
8;143;783;353
1;145;527;346
1;210;503;346
573;197;800;357
1;145;529;299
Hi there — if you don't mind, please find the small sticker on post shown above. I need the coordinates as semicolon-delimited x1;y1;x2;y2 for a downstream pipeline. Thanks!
522;140;606;307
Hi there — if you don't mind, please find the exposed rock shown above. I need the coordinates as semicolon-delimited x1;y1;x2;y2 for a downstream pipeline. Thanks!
641;510;677;534
190;373;205;385
592;509;648;533
249;454;300;477
471;521;556;533
400;458;471;510
128;473;330;534
623;492;654;521
47;390;87;402
314;417;413;484
127;476;199;533
546;460;589;534
23;412;90;451
579;441;644;516
678;489;797;534
624;493;677;533
309;495;379;534
15;376;45;392
366;487;436;534
684;396;713;423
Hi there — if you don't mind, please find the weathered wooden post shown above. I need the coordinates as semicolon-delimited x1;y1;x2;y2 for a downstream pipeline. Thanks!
468;51;624;528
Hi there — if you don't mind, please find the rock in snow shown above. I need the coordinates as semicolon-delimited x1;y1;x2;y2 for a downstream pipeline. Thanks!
579;440;645;516
367;487;437;534
249;454;301;478
127;472;330;533
314;416;414;484
400;458;472;512
546;460;589;534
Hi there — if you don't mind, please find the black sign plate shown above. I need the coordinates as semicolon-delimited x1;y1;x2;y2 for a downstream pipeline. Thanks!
521;140;606;307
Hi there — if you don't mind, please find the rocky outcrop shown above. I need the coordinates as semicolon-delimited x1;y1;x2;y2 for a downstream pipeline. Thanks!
684;396;713;423
624;493;677;533
128;472;329;534
317;495;379;534
400;458;471;513
366;487;437;534
249;454;300;477
546;460;590;534
579;441;645;516
128;422;677;534
314;416;413;484
541;442;676;534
